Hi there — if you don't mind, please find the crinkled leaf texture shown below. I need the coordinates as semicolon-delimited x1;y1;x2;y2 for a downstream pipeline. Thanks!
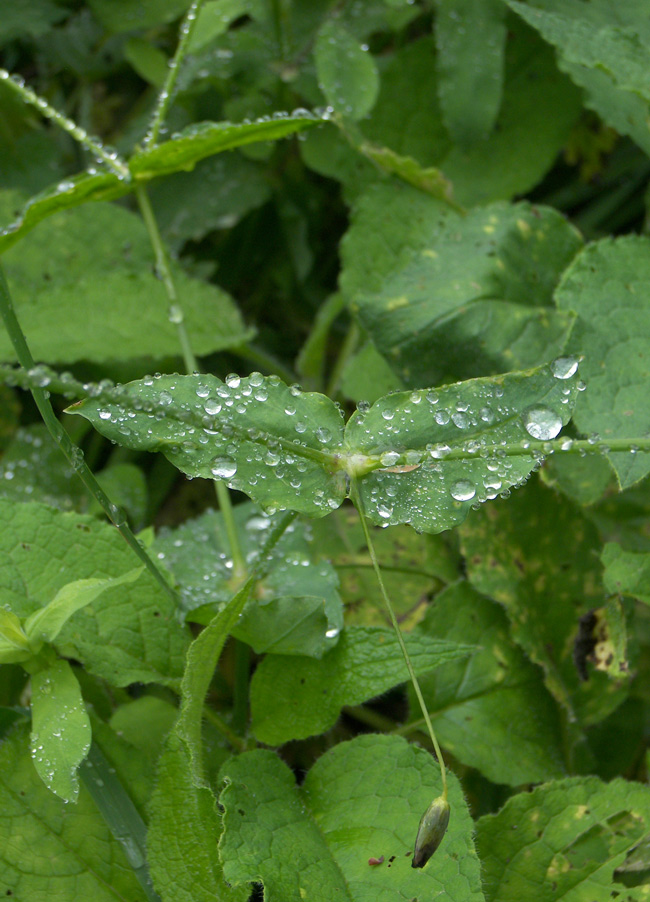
72;360;580;534
250;625;475;745
476;775;650;901
0;499;189;687
0;721;148;900
219;734;484;902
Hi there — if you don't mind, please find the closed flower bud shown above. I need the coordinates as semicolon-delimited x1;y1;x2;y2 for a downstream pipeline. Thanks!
412;795;451;868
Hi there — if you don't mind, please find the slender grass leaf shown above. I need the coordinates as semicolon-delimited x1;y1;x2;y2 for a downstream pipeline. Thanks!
341;186;581;387
0;722;149;900
147;735;248;902
344;362;580;532
555;236;650;488
435;0;506;146
314;20;379;121
24;567;143;647
0;195;251;364
128;113;322;180
0;500;190;687
506;0;650;155
70;373;347;517
219;734;484;901
30;659;91;802
476;775;650;902
460;479;627;725
250;625;474;745
413;581;566;785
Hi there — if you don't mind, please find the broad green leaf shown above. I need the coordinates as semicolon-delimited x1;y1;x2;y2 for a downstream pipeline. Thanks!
414;581;566;785
340;341;404;405
250;625;474;745
0;0;66;40
341;185;582;387
603;542;650;605
30;659;91;802
148;735;248;902
0;722;148;900
0;608;30;663
314;20;380;121
219;734;484;901
460;479;626;725
176;580;252;787
344;362;581;532
555;236;650;488
153;503;343;655
109;696;178;760
542;447;614;507
70;373;347;518
506;0;650;155
0;171;129;254
435;0;506;145
88;0;192;32
0;500;190;687
0;194;251;364
24;567;143;647
476;775;650;902
128;113;322;180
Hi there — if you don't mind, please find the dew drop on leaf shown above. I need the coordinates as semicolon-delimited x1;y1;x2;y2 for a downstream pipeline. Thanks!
551;356;579;379
523;407;563;440
211;457;237;479
450;479;476;502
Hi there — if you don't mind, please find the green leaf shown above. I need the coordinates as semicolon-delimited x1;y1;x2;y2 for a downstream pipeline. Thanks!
0;722;148;900
0;194;251;364
88;0;192;33
314;19;380;121
414;581;566;785
0;0;67;41
147;735;248;902
219;734;484;901
555;236;650;488
128;113;322;180
506;0;650;155
341;185;582;387
24;567;143;647
343;362;581;532
250;625;474;745
340;341;404;405
109;696;179;760
603;542;650;605
435;0;506;145
124;37;169;87
188;0;251;52
460;479;627;725
30;659;91;802
542;448;614;507
70;373;347;518
476;775;650;902
0;607;30;663
0;500;190;687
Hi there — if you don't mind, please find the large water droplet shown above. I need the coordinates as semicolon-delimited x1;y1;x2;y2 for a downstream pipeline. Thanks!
450;479;476;502
211;457;237;479
551;356;579;380
523;407;562;440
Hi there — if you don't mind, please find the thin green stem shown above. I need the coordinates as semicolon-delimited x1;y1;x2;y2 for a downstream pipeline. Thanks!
326;319;359;399
0;69;130;180
0;266;174;601
215;481;247;579
134;184;198;373
143;0;206;149
201;704;246;751
351;478;448;800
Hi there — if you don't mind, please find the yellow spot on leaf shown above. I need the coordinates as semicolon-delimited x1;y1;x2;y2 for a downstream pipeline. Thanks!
386;296;409;311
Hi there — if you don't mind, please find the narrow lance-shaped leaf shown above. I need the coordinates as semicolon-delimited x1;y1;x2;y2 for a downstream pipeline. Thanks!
0;608;31;663
30;658;91;802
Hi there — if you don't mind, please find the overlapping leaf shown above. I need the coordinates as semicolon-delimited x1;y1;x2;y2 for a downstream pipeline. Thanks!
219;734;484;902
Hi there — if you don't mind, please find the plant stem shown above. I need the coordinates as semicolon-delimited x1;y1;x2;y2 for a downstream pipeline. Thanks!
326;319;359;399
351;479;448;800
134;183;198;373
234;341;298;385
143;0;206;149
0;69;130;180
231;639;250;734
0;266;175;601
215;481;247;579
201;704;246;751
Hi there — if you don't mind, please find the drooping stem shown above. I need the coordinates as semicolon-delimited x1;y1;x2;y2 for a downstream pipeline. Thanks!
0;69;130;180
0;265;175;601
134;183;198;374
351;478;448;800
143;0;206;149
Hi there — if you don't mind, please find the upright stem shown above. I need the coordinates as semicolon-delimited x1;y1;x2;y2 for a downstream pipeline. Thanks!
215;481;246;580
0;265;174;601
143;0;206;149
351;479;448;800
135;183;198;374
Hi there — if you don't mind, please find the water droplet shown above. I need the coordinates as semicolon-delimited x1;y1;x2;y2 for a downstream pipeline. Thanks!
523;407;562;440
211;457;237;479
225;374;241;388
204;400;222;416
450;479;476;502
381;451;400;466
381;409;394;421
551;356;579;379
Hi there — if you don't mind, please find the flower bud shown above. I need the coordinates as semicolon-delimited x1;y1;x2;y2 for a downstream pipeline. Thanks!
412;795;451;868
